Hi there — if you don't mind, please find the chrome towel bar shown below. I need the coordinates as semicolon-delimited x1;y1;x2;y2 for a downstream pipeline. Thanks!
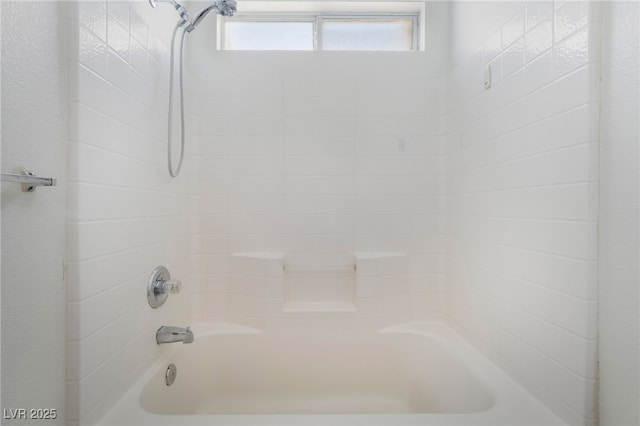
1;169;57;192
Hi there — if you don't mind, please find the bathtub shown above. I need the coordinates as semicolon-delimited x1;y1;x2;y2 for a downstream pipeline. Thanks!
98;322;565;426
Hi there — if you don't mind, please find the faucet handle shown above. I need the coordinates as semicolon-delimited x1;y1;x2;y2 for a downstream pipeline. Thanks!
159;279;182;294
148;266;183;309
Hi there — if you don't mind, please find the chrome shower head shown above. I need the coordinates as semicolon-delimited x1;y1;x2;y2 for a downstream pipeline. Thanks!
148;0;191;24
187;0;237;32
215;0;238;17
150;0;237;32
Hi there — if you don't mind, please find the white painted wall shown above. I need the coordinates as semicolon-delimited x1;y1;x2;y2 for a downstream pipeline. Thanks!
598;2;640;425
1;1;67;423
65;1;197;424
446;1;599;424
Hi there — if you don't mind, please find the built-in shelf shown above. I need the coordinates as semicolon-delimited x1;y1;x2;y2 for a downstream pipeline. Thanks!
228;252;409;316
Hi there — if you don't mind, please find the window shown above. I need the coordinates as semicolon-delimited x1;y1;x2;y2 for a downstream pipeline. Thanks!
224;21;315;50
219;3;423;51
321;18;415;51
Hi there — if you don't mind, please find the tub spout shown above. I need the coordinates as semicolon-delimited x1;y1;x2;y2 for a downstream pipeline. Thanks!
156;326;194;344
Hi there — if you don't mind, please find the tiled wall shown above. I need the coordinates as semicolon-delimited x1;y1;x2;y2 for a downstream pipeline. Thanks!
445;1;599;424
66;2;197;424
188;53;447;326
225;252;410;330
62;1;607;423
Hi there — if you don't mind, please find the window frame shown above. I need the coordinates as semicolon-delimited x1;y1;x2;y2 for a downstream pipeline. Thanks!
220;12;420;51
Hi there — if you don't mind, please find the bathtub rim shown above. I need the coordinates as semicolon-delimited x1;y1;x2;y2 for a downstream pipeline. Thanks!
96;321;567;426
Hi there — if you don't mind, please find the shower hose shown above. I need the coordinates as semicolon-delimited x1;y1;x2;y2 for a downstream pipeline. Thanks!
167;21;187;177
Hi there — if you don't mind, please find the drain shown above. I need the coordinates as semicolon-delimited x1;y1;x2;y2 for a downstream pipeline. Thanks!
165;363;177;386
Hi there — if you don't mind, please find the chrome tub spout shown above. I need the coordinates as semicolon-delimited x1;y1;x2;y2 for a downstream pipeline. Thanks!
156;326;194;344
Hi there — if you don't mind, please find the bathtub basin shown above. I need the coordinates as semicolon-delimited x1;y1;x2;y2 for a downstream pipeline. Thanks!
98;322;566;425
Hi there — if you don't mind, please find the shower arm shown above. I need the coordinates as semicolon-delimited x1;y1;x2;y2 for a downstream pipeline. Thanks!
149;0;237;32
148;0;191;24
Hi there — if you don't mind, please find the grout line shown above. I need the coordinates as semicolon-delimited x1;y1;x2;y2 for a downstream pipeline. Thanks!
447;233;594;262
446;252;595;303
447;213;593;224
450;140;592;174
447;180;595;196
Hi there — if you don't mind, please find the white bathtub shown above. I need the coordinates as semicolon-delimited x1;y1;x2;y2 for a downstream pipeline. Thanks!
98;322;565;426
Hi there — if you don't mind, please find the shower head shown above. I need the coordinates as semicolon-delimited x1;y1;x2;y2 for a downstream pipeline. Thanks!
149;0;237;32
215;0;238;17
148;0;191;24
187;0;237;32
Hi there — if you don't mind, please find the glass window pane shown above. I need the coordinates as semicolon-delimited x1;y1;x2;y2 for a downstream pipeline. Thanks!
224;21;314;51
322;19;414;51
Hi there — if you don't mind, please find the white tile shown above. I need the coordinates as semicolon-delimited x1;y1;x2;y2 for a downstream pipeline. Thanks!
285;156;355;176
526;1;554;30
78;25;108;76
284;77;355;97
106;14;129;58
78;1;107;42
284;135;355;156
356;95;436;116
502;37;525;77
502;248;594;300
284;96;355;116
226;194;281;215
107;1;129;29
285;176;354;195
525;18;553;62
554;26;589;78
554;1;589;43
357;156;444;176
129;8;148;47
106;48;130;92
282;215;354;235
128;35;148;75
356;175;441;195
502;11;525;49
357;135;438;156
228;176;280;194
357;116;434;136
225;156;277;176
283;235;353;254
484;31;502;64
204;95;281;116
284;195;355;215
356;215;412;235
285;116;355;136
463;66;591;147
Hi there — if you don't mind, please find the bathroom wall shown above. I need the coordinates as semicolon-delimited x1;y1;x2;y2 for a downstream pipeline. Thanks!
1;2;68;423
188;52;447;328
66;1;198;424
446;1;599;424
598;2;639;425
185;4;449;328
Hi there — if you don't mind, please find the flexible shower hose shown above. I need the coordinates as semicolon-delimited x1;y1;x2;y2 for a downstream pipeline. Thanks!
167;21;187;177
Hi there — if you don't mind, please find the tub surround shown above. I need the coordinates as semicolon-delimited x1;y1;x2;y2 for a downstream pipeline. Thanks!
60;1;613;426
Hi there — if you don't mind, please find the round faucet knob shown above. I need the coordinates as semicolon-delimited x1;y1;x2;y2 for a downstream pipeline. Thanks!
148;266;183;308
160;279;182;294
